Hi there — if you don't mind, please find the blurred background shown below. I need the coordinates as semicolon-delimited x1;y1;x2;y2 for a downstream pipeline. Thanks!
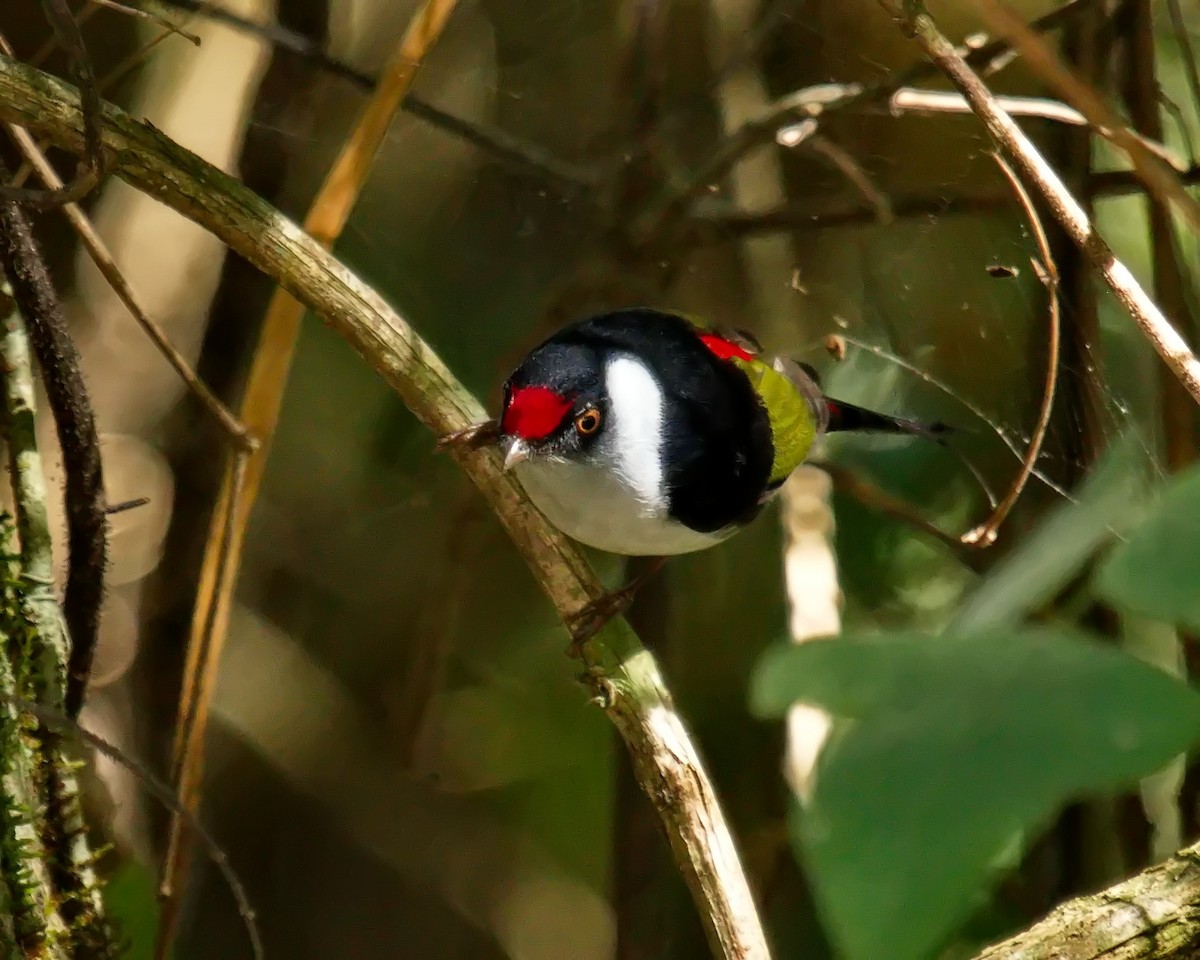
3;0;1200;958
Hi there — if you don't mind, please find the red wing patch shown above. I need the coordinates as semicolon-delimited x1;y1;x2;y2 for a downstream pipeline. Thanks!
502;385;573;439
698;332;755;363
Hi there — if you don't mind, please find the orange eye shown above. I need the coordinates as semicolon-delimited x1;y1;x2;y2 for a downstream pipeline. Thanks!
575;408;602;436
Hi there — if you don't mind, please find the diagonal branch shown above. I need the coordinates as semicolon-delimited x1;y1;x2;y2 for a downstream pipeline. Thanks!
0;44;774;960
971;840;1200;959
873;0;1200;409
969;0;1200;235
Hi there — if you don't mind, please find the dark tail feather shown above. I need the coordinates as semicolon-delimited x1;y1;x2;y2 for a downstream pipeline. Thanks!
824;398;998;511
825;398;950;441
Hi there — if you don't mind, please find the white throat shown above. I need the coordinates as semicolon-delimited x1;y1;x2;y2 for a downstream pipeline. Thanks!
512;353;730;555
601;354;668;514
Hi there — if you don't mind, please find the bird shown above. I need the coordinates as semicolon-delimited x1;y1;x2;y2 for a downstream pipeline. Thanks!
442;306;948;639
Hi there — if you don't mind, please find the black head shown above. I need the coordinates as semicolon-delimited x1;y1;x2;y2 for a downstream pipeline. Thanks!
500;339;610;462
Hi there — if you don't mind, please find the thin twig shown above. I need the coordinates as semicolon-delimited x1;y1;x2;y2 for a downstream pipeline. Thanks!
0;55;774;960
970;0;1200;234
837;335;1078;504
0;0;103;210
158;1;465;953
90;0;202;45
962;154;1059;547
805;134;894;224
814;459;965;549
641;0;1103;236
152;0;597;195
874;0;1200;408
0;158;105;718
0;114;256;451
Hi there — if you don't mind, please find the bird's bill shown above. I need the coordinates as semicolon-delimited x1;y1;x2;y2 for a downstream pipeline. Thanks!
503;438;531;471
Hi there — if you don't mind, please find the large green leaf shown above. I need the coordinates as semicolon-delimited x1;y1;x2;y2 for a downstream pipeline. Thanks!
1094;462;1200;630
750;628;1200;960
951;432;1148;631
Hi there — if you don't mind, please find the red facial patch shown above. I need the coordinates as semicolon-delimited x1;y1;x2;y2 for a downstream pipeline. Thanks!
699;332;754;363
502;386;573;439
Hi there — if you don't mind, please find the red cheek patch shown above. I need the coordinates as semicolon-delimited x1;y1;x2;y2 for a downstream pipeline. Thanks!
699;332;754;363
502;386;573;439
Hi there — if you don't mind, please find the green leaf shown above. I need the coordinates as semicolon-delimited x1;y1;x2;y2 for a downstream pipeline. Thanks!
950;432;1148;632
1094;462;1200;630
750;628;1200;960
103;860;162;960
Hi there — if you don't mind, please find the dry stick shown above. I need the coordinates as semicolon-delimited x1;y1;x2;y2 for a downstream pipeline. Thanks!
0;55;254;452
88;0;202;45
962;154;1060;547
970;0;1200;235
0;55;772;960
873;0;1200;408
156;0;465;951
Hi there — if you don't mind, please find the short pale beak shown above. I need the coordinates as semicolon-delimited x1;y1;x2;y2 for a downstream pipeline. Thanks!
503;439;531;471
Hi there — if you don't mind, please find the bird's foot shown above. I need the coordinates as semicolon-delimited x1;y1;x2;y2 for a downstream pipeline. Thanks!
564;556;667;657
564;585;641;656
436;419;502;451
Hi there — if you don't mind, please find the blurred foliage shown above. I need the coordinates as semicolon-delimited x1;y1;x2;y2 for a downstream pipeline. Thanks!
753;623;1200;960
4;0;1200;959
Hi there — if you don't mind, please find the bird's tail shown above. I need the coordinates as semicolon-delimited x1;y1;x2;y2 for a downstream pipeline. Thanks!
824;398;950;442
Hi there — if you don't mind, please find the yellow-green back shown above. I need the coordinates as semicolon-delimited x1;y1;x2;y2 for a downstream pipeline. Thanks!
726;353;820;485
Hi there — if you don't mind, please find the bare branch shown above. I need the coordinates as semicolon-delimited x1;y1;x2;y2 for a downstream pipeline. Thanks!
873;0;1200;409
970;0;1200;234
89;0;202;46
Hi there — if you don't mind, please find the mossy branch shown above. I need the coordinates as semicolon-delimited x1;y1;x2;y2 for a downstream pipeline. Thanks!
0;283;110;957
0;53;771;960
971;841;1200;959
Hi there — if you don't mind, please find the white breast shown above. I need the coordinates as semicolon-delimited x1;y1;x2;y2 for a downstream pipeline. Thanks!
512;354;733;556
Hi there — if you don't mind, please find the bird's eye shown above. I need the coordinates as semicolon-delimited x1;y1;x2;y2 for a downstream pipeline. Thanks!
575;408;602;436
